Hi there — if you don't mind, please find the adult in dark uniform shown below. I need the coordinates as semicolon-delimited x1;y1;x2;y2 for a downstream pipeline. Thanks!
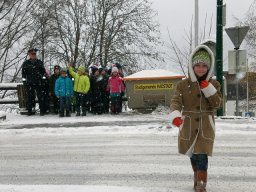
22;48;46;116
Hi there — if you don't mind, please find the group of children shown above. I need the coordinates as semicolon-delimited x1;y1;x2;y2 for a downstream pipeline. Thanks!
52;64;125;117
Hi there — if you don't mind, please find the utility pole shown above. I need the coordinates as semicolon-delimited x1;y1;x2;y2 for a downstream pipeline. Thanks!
195;0;199;47
216;0;223;116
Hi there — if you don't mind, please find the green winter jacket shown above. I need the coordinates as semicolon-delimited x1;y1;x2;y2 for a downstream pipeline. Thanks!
68;66;90;94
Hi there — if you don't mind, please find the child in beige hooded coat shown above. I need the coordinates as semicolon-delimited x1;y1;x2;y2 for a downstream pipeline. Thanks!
170;45;222;192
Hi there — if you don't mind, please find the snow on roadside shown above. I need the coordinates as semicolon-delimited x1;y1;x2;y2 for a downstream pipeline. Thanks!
0;111;6;116
0;111;168;126
1;110;256;137
0;124;179;137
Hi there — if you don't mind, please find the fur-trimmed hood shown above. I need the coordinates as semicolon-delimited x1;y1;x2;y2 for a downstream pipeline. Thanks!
188;45;215;82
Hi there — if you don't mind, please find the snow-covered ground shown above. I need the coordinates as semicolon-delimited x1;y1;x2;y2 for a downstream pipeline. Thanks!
0;110;256;192
0;185;146;192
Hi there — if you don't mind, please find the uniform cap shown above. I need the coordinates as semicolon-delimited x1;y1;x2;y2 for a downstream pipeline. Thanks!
28;48;38;54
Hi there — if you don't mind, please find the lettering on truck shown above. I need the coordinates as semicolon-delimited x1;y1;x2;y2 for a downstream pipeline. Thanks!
134;83;174;90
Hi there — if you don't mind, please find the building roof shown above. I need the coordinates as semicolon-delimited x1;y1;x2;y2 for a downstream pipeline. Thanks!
123;69;185;81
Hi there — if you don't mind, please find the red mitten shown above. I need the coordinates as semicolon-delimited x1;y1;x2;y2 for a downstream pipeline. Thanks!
200;80;209;89
172;117;183;127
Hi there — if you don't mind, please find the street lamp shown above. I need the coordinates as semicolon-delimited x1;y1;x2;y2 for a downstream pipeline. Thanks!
195;0;199;47
216;0;223;116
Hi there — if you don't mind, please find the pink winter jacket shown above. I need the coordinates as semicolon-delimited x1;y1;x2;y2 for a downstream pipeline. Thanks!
107;75;125;94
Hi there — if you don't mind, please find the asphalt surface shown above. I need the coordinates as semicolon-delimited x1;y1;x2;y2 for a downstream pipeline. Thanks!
0;124;256;192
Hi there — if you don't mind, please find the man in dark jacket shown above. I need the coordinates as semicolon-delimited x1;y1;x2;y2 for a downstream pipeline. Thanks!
22;48;46;116
99;67;110;113
49;65;61;114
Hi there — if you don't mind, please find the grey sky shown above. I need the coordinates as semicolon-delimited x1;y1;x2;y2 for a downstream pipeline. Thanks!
151;0;254;70
152;0;254;46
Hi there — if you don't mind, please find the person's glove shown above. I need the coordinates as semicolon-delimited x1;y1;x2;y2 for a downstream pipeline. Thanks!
172;117;183;127
22;78;27;85
200;80;209;89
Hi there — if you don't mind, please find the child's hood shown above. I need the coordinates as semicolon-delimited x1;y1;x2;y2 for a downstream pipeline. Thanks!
188;45;215;82
78;66;85;75
111;74;120;79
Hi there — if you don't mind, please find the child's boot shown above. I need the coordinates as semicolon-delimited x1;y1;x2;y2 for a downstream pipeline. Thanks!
195;170;207;192
82;108;86;116
59;110;64;117
191;164;197;190
66;110;71;117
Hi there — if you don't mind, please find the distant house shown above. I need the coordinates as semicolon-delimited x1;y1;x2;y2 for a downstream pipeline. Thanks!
224;71;256;101
224;71;256;116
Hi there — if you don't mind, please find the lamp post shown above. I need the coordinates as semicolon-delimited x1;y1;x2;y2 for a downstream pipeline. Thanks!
216;0;223;116
195;0;199;47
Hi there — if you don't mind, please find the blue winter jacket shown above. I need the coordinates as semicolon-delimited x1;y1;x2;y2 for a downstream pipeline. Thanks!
55;76;74;97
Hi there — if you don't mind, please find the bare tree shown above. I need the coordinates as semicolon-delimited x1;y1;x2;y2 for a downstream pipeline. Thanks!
243;0;256;68
94;0;161;68
0;0;36;83
50;0;161;69
165;13;214;76
49;0;89;67
27;0;56;64
0;0;162;85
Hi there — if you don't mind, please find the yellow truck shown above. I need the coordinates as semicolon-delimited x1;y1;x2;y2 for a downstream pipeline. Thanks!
123;69;185;113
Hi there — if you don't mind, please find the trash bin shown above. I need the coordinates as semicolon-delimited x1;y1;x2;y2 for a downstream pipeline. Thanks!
123;69;185;112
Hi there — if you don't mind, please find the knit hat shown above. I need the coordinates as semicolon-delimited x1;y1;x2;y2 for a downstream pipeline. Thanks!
90;66;99;75
78;66;85;73
98;66;103;72
192;49;211;68
114;63;122;69
54;65;60;70
112;67;118;73
60;68;67;73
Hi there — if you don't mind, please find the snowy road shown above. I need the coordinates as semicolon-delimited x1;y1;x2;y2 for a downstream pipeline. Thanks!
0;113;256;192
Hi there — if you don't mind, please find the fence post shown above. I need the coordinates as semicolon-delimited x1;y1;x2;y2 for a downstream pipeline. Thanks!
17;84;27;111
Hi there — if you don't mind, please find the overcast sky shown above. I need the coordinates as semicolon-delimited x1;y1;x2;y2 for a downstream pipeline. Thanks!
151;0;254;70
152;0;254;49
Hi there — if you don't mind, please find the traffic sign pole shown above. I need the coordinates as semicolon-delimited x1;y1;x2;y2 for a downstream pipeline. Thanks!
235;49;239;116
225;26;249;116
